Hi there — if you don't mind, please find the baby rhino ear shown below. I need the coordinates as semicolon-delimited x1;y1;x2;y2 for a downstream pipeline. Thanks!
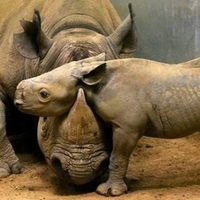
72;62;106;85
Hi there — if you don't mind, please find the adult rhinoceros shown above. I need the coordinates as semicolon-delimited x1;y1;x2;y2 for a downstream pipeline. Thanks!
0;0;137;178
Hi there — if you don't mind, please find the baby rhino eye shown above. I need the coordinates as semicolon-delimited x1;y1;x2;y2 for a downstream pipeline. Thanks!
39;89;50;99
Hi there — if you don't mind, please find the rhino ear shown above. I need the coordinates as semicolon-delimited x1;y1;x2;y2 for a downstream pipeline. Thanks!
107;3;138;55
13;10;53;59
72;62;106;85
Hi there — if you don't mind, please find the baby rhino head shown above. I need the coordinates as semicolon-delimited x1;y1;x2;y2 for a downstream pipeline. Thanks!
14;54;107;117
14;66;77;117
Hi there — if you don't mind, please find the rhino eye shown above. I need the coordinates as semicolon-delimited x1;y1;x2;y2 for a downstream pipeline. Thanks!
39;89;50;99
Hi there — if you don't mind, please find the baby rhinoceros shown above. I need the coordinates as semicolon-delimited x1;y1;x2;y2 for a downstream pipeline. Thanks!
14;55;200;196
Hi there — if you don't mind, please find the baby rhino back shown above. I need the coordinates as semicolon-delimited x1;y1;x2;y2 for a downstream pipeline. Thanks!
142;67;200;139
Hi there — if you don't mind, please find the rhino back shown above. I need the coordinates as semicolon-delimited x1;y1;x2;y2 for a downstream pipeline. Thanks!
138;65;200;138
89;59;200;139
104;59;200;138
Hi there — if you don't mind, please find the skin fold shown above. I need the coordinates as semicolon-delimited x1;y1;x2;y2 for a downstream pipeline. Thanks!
0;0;137;178
14;55;200;196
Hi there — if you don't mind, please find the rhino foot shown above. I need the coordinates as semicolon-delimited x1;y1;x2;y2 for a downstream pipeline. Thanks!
96;179;128;196
0;141;22;177
0;160;22;177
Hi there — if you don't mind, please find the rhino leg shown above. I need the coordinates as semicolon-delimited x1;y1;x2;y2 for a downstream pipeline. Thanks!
0;101;21;177
96;126;141;196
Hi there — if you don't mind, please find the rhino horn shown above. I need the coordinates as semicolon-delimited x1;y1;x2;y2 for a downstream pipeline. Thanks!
61;88;102;145
107;3;138;55
13;10;53;59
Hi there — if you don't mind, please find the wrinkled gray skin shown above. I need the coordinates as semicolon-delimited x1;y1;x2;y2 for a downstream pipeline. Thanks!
15;55;200;196
0;0;137;178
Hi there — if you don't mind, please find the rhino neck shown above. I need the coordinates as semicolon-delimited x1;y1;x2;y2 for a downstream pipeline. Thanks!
49;15;107;38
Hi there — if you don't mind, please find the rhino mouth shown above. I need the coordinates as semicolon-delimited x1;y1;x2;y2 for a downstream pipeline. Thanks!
15;103;30;111
14;103;40;116
14;101;33;113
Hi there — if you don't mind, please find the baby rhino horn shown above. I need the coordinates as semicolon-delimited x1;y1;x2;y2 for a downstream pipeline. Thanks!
62;88;102;144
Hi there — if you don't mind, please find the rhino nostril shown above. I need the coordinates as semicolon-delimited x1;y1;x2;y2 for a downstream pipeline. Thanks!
51;156;63;172
14;100;23;107
98;158;109;173
43;117;47;122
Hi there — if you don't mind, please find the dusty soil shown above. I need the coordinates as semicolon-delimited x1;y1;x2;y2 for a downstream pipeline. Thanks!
1;133;200;200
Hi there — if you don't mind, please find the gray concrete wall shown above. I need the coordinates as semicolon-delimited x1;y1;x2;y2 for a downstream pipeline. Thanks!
111;0;200;63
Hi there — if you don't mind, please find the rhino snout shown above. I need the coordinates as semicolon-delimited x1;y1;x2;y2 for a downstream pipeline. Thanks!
14;89;24;108
14;80;27;105
49;150;109;185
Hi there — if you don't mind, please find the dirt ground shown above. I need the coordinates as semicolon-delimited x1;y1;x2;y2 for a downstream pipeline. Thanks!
1;133;200;200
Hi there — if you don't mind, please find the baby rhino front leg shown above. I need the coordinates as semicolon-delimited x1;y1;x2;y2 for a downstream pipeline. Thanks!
96;126;141;196
0;101;22;177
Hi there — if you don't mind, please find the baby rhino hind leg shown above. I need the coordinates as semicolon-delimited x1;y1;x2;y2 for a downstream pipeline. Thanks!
0;101;21;177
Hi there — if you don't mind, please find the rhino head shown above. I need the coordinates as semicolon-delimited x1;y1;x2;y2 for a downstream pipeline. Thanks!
38;88;111;184
13;4;137;77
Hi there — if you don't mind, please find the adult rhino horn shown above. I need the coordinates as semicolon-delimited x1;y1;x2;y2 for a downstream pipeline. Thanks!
107;3;138;55
62;88;102;144
13;10;53;59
